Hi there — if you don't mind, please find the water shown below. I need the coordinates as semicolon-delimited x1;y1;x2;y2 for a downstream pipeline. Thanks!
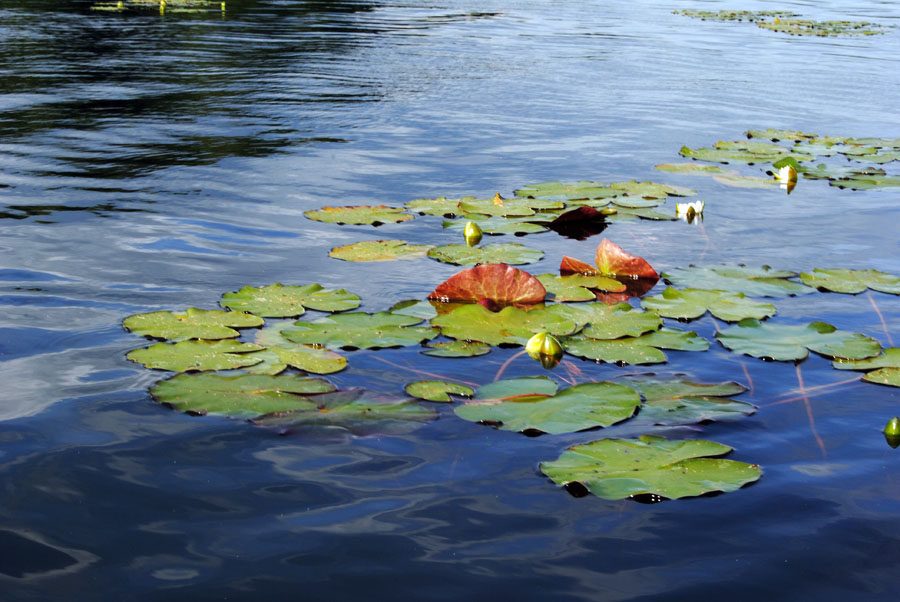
2;0;900;599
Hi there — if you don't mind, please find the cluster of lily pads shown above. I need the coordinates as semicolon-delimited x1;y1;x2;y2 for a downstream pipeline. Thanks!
675;10;888;36
91;0;224;13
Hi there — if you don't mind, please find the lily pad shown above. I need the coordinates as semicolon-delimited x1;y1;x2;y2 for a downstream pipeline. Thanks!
863;369;900;387
123;308;263;341
404;380;474;402
595;238;659;279
150;373;336;418
563;328;708;365
456;381;641;435
800;268;900;295
443;215;548;236
540;435;761;500
554;302;662;339
282;312;437;350
609;180;695;199
536;273;626;302
713;174;779;189
642;287;776;322
680;144;810;165
421;340;492;357
329;240;432;262
560;255;600;276
428;264;547;305
473;376;559;401
605;206;677;222
304;205;414;225
431;304;579;346
757;18;886;37
830;174;900;190
251;389;437;436
654;163;736;176
459;194;563;217
833;348;900;372
221;283;360;318
675;9;796;22
250;323;347;374
427;243;543;266
661;265;813;297
514;180;620;200
126;340;264;372
617;374;755;426
716;319;882;361
745;129;817;142
404;196;463;217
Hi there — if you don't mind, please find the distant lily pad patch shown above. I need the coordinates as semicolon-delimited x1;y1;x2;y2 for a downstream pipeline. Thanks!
432;304;579;346
662;265;812;297
540;435;761;500
304;205;414;225
405;380;474;402
717;319;881;362
329;239;432;262
800;268;900;294
757;18;887;37
562;328;708;365
642;287;776;322
427;243;544;266
421;340;491;358
654;163;736;176
123;308;263;341
617;374;755;426
282;312;437;350
151;373;336;418
221;283;360;317
536;273;625;302
674;9;797;22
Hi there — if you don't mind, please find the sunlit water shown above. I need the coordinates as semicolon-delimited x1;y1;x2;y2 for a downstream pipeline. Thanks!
2;0;900;599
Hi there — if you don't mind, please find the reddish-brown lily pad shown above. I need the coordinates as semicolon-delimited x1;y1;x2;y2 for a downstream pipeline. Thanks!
428;264;546;305
595;239;658;279
560;256;600;276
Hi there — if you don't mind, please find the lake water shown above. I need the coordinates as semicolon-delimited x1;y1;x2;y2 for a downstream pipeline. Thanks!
2;0;900;599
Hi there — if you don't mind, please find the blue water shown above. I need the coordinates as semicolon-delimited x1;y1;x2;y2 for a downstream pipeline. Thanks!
2;0;900;599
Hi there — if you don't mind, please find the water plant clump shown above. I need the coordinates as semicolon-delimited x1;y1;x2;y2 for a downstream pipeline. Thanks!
675;10;887;36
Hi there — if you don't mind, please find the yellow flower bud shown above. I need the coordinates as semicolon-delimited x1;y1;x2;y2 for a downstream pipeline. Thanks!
463;221;483;246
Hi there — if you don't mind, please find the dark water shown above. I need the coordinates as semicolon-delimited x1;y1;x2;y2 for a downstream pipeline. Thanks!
2;0;900;599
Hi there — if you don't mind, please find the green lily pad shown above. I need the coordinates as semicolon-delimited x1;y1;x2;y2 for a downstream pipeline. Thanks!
329;240;432;262
654;163;736;176
389;299;439;320
852;151;900;164
251;389;437;436
745;129;817;142
661;265;813;297
800;268;900;294
833;348;900;372
675;9;796;22
421;340;491;357
404;380;474;402
123;308;263;341
514;181;620;200
562;327;708;365
757;18;886;37
680;144;810;165
248;323;347;374
282;312;437;350
405;196;463;217
553;302;662;339
459;194;564;217
536;273;626;302
427;243;543;266
605;206;677;222
862;368;900;387
126;340;264;372
830;174;900;190
456;381;641;435
150;373;336;418
642;287;776;322
717;319;882;361
473;376;560;401
443;216;548;236
713;174;779;189
540;435;761;500
304;205;414;225
220;283;360;318
431;304;579;346
617;374;755;426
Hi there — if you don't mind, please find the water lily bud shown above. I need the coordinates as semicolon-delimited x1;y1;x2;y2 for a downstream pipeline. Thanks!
600;207;618;216
775;164;798;183
525;332;563;366
463;221;483;246
884;416;900;436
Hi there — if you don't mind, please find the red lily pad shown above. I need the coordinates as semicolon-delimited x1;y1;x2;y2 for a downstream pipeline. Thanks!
560;256;600;276
428;264;546;305
595;239;658;279
547;207;610;240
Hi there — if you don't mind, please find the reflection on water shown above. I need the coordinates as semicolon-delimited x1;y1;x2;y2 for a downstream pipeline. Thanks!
3;0;900;599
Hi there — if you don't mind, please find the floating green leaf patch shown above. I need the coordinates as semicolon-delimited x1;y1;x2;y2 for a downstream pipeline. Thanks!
421;340;491;358
250;323;347;375
221;283;360;318
717;319;881;361
833;348;900;388
431;304;579;346
757;18;886;37
329;239;432;262
617;374;755;426
799;268;900;294
536;273;626;302
126;340;264;372
456;381;641;435
562;328;708;365
123;308;263;341
404;380;474;402
642;287;776;322
304;205;414;225
427;243;543;266
540;435;761;500
282;312;438;350
661;265;813;297
150;373;336;418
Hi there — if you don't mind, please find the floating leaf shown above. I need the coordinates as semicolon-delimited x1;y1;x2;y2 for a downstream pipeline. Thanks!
863;369;900;388
459;194;563;217
654;163;737;176
544;207;609;240
442;215;547;236
421;340;491;357
595;238;659;279
404;196;462;217
456;381;641;435
661;265;813;297
304;205;414;225
404;380;474;402
830;174;900;190
609;180;695;199
389;299;439;320
563;327;708;365
431;304;578;346
150;373;335;417
675;9;797;22
617;374;755;426
800;268;900;294
560;255;600;276
427;243;543;266
746;129;817;142
221;283;360;318
833;348;900;372
249;323;347;374
514;180;619;200
282;312;437;350
126;340;264;372
605;206;676;222
713;174;779;189
251;389;437;436
642;287;776;322
329;240;432;262
554;302;662;338
680;144;810;165
123;308;263;341
540;435;761;500
757;18;886;37
537;273;625;302
474;376;559;401
428;264;547;305
717;319;881;361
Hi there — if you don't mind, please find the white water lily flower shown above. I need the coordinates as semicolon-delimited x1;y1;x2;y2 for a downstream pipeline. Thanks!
676;200;705;223
774;165;798;183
